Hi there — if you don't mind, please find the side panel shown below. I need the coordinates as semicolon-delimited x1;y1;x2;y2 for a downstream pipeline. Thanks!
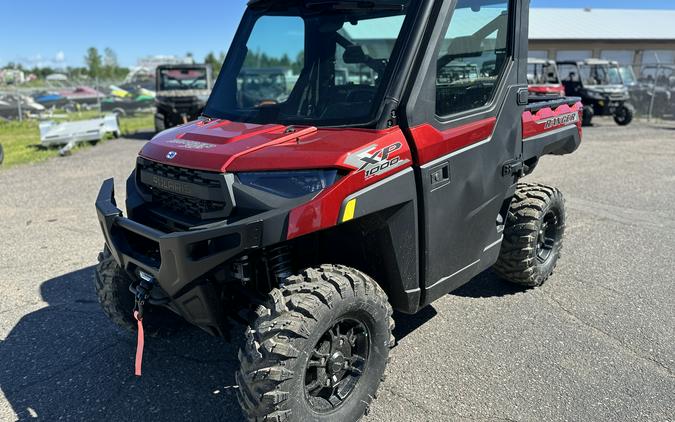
415;88;522;305
337;169;421;313
400;0;529;307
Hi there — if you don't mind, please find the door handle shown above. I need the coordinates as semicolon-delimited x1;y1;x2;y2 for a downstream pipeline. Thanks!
429;162;451;190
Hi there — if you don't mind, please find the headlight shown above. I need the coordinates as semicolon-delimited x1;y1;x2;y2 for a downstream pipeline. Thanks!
237;170;338;198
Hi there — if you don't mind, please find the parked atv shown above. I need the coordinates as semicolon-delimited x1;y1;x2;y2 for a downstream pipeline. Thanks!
558;59;634;126
94;1;583;420
527;58;565;97
154;64;212;132
631;65;675;119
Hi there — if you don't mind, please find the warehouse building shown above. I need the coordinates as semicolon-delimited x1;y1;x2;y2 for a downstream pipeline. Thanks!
528;8;675;71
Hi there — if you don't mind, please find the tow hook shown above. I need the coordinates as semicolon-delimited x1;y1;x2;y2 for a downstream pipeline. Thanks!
133;270;156;320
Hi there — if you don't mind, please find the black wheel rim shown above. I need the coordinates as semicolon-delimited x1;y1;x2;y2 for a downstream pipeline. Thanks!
615;108;626;122
536;210;559;264
304;317;370;412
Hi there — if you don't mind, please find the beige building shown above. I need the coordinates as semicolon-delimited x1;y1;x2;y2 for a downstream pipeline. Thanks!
528;8;675;70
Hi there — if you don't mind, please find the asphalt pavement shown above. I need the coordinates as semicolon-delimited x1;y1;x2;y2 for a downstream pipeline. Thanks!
0;119;673;421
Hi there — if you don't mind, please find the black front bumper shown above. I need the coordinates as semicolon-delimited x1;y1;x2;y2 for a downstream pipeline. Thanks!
96;178;264;333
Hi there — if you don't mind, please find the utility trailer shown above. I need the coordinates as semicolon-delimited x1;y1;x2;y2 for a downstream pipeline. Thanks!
93;1;583;420
39;114;120;155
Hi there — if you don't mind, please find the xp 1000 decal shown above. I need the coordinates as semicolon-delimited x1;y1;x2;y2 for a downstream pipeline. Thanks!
344;142;410;179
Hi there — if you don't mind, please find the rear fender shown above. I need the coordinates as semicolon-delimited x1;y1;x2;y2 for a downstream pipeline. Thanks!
521;100;582;160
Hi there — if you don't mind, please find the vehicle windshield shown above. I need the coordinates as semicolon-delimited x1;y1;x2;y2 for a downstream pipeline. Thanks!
204;0;418;127
579;64;623;86
159;68;209;91
527;62;560;85
619;66;636;84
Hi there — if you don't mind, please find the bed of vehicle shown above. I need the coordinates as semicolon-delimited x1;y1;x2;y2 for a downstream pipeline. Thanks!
93;1;582;420
527;58;565;97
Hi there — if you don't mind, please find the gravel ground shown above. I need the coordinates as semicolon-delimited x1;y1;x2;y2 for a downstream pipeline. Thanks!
0;118;673;421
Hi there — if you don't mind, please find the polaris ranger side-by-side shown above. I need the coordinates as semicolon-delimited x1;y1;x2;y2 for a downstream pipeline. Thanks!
632;65;675;119
154;64;213;132
527;58;565;97
558;58;634;126
94;1;583;420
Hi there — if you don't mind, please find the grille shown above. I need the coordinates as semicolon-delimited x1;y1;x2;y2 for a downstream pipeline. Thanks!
139;159;221;188
169;97;201;112
151;189;226;220
137;158;229;222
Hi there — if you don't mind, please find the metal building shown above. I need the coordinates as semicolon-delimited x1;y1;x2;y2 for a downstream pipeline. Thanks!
528;8;675;69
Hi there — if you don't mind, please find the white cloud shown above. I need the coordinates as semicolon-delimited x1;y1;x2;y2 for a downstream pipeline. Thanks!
9;52;68;69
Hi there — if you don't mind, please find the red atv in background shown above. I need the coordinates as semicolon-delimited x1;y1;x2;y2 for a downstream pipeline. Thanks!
527;58;565;97
94;0;582;420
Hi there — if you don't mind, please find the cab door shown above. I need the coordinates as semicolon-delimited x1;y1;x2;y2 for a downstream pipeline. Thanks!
400;0;529;306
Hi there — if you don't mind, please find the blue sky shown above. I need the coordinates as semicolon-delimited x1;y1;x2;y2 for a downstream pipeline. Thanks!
1;0;673;68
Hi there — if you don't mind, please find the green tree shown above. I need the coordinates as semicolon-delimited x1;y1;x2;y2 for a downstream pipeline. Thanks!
103;47;118;79
84;47;102;78
204;51;223;75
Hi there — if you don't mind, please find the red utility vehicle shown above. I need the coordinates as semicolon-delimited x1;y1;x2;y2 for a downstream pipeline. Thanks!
527;58;565;97
94;0;582;420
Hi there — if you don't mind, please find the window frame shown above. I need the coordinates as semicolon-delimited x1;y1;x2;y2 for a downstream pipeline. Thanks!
204;2;425;129
433;0;516;122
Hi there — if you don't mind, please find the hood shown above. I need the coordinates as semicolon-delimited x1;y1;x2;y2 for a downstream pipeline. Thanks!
587;85;627;94
140;119;400;173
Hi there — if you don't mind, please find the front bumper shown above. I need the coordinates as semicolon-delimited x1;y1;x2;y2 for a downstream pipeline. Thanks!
96;178;263;333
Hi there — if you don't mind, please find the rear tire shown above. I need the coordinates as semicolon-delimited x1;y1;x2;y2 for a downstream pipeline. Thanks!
581;105;594;126
94;247;186;336
493;183;565;287
236;265;394;422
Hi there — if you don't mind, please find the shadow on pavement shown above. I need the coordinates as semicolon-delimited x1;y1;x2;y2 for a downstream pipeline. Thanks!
452;269;528;298
391;270;526;343
0;267;245;421
392;306;438;342
0;266;527;420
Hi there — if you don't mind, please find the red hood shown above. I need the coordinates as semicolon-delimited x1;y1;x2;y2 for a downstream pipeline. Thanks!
140;119;400;173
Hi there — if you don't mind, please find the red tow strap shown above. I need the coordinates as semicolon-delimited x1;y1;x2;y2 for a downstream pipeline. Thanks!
134;311;145;376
